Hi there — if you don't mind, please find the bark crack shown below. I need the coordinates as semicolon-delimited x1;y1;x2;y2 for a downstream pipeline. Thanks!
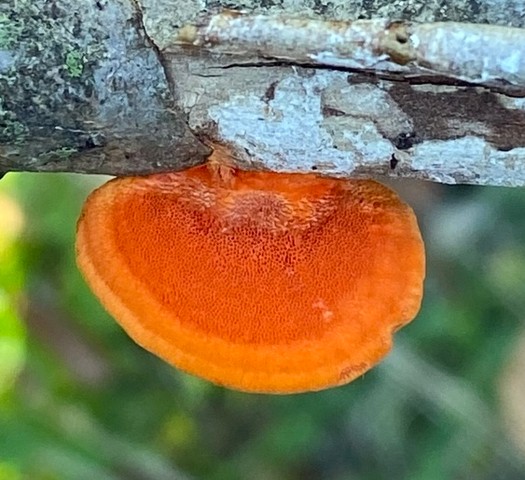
130;0;179;106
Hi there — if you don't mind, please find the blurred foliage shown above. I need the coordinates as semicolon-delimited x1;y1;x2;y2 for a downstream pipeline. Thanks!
0;172;525;480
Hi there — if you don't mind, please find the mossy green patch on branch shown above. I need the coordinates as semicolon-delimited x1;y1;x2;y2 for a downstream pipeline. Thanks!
36;147;78;165
0;0;98;158
0;100;28;144
0;1;98;122
0;0;200;175
0;13;23;50
65;49;85;78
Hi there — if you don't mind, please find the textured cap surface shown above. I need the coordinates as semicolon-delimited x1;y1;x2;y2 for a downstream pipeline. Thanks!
76;164;425;393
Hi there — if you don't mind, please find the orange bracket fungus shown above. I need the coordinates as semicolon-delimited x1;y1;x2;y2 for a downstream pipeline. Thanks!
76;151;425;394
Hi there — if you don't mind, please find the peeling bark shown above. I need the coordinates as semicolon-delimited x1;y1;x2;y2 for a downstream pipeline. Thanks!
1;0;524;186
172;12;525;91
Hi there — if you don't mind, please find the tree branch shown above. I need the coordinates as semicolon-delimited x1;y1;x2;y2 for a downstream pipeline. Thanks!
1;0;524;186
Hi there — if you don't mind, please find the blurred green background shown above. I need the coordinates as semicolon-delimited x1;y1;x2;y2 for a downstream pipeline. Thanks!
1;172;525;480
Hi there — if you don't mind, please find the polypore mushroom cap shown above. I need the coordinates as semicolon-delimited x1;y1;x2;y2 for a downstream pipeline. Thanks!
76;163;425;393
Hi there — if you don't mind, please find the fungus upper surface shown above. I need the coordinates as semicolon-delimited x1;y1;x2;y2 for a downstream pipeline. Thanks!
76;162;425;393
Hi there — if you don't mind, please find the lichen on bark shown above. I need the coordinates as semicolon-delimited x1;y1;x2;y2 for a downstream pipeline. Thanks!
0;0;206;175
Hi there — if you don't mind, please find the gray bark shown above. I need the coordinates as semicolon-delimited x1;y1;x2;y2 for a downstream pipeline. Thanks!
1;0;525;186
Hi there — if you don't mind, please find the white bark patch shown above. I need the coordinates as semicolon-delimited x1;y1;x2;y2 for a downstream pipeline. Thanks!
207;71;396;174
411;138;525;186
412;23;525;86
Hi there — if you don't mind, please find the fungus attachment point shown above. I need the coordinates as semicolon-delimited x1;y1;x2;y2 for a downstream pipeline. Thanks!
76;156;425;393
